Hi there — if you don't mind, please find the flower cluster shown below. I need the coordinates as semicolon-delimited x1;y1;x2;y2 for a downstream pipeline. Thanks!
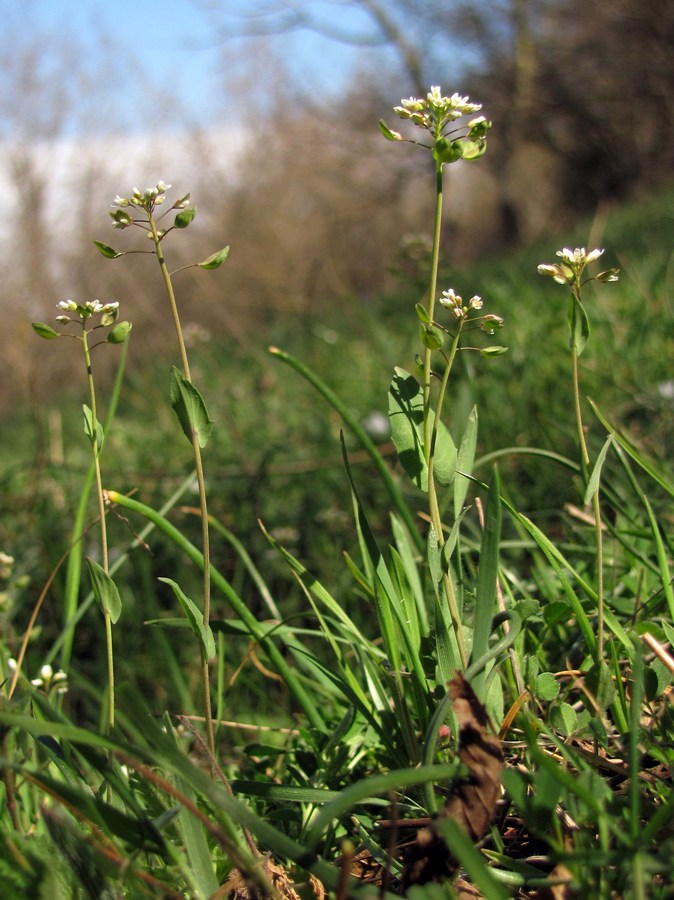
439;288;483;320
56;299;120;323
538;247;619;286
7;659;68;695
33;298;131;345
110;181;190;229
380;86;491;165
394;87;483;131
31;663;68;693
438;288;503;334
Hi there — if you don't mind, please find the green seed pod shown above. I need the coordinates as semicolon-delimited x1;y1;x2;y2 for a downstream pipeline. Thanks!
107;321;133;344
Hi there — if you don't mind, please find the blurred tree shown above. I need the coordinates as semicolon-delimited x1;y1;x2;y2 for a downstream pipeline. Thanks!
205;0;674;242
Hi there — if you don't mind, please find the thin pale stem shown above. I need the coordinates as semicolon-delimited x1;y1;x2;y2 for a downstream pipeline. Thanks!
147;211;214;755
82;327;115;732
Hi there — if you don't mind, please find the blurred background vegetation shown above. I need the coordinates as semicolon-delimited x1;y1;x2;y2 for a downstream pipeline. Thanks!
2;0;674;706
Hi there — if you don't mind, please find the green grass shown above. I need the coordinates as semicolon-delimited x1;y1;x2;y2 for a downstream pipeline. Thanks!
1;184;674;897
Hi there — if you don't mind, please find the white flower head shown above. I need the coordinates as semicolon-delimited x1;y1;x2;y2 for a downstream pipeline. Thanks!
539;246;615;287
439;288;461;309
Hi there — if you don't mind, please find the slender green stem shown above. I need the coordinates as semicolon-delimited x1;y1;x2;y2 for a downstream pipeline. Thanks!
421;161;468;669
571;291;604;661
82;327;115;732
422;163;444;458
147;211;214;754
60;339;129;673
428;329;468;668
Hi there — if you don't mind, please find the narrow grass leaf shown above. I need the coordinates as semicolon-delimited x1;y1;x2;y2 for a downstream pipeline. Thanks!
305;763;460;851
175;773;219;897
105;491;325;731
589;400;674;499
434;817;510;900
470;469;502;701
391;513;429;637
269;346;423;551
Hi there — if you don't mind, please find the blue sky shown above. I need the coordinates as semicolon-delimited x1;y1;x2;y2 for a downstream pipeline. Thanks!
12;0;385;135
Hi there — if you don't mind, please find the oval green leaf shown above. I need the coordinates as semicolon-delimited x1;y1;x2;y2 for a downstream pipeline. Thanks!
32;322;59;340
93;240;122;259
197;246;230;270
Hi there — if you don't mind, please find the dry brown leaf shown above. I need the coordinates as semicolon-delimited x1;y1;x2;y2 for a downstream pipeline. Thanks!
218;854;325;899
534;862;574;898
402;673;503;889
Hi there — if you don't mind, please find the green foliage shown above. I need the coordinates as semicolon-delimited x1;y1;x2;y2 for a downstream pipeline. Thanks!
86;558;122;624
169;365;213;448
388;367;457;490
3;131;674;899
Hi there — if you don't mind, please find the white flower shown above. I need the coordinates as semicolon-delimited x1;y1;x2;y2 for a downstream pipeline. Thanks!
439;288;461;309
469;295;483;310
58;299;79;312
539;246;615;286
557;247;603;266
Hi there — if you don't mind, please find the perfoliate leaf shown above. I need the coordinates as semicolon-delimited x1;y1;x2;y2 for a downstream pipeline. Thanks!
378;119;402;141
388;368;457;491
568;295;590;355
32;322;59;340
415;303;431;324
419;322;444;351
107;321;132;344
174;206;197;229
584;435;614;505
158;577;215;659
87;558;122;624
169;366;213;448
197;246;230;270
432;137;463;165
461;139;487;160
82;404;104;451
93;240;122;259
